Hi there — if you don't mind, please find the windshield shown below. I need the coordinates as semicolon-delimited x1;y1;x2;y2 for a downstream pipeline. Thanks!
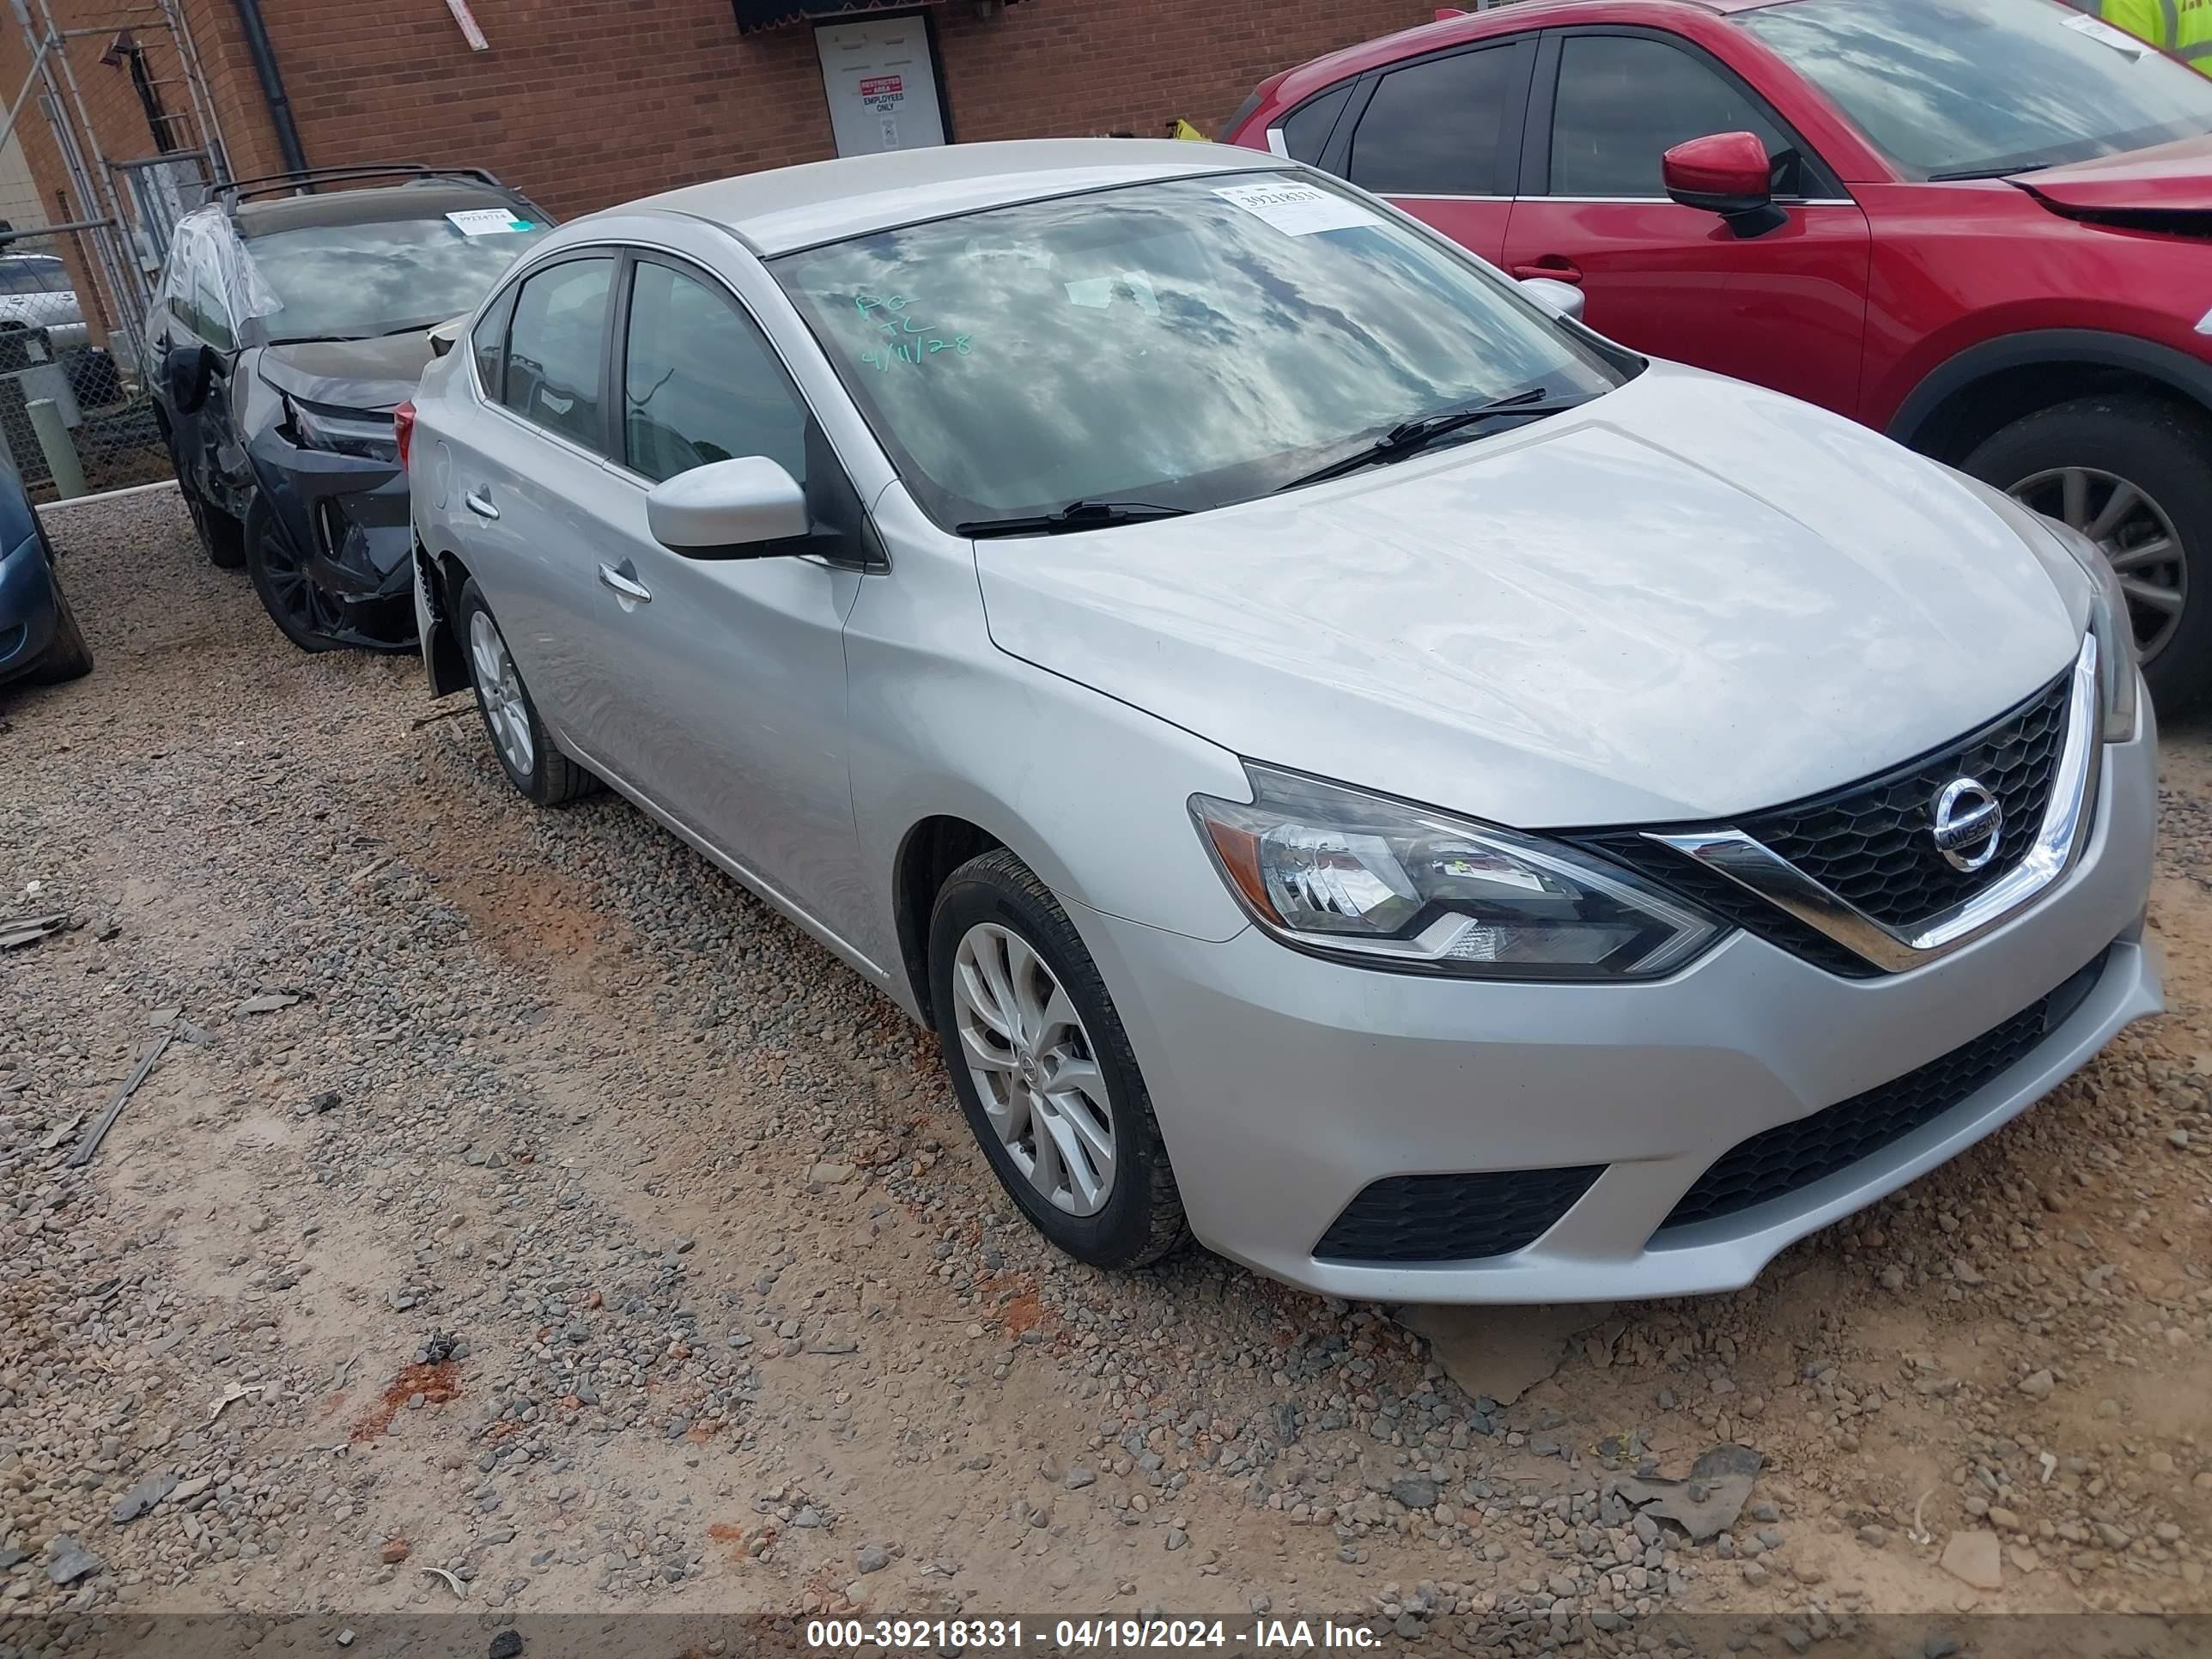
770;172;1626;526
244;213;552;341
1741;0;2212;179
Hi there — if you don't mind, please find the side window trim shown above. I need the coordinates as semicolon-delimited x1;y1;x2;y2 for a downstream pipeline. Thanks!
1525;24;1850;204
604;250;636;464
1337;35;1537;200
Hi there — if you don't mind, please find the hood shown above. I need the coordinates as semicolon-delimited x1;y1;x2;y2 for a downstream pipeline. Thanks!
2014;132;2212;215
256;332;435;411
974;365;2086;830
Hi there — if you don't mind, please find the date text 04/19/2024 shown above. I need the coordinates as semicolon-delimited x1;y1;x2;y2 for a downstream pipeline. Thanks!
803;1619;1383;1650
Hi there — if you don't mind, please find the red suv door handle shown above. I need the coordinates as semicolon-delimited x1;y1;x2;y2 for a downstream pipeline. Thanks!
1510;258;1583;285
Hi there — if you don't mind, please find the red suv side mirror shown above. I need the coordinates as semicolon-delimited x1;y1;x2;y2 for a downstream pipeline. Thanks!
1662;131;1776;219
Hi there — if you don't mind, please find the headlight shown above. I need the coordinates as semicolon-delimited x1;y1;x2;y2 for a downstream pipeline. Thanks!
283;396;399;463
1189;764;1723;980
2044;519;2142;743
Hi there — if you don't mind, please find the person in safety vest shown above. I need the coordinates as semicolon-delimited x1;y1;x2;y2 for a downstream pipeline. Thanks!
2076;0;2212;73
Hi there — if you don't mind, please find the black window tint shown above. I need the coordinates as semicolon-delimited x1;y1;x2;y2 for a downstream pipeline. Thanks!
1348;48;1516;196
472;286;516;400
1281;84;1353;163
501;258;613;450
623;261;808;486
1549;34;1787;198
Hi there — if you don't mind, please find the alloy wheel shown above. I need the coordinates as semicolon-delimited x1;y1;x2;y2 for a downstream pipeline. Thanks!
255;528;344;639
468;609;536;777
950;921;1116;1216
2008;465;2187;665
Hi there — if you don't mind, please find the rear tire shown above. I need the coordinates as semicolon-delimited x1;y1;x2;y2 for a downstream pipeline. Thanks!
1964;393;2212;712
186;489;246;570
173;452;244;568
30;570;92;684
927;848;1188;1271
455;577;599;806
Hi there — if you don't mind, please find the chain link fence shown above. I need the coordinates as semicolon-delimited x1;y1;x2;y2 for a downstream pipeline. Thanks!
0;0;225;501
0;224;162;496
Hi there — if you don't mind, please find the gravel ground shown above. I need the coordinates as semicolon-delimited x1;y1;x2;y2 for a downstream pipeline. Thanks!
3;489;2209;1652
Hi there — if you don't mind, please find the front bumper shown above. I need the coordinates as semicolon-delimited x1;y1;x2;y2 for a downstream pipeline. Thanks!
1073;713;2160;1304
248;427;415;648
0;529;58;685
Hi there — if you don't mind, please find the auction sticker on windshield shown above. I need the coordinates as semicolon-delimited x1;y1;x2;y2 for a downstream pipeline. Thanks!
2061;10;2147;55
1212;180;1374;236
447;208;536;236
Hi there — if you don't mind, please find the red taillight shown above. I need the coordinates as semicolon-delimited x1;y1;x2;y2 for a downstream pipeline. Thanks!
394;399;416;471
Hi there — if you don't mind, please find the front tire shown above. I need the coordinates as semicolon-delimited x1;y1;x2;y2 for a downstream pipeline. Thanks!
927;848;1188;1270
1964;393;2212;711
455;577;599;806
243;496;342;652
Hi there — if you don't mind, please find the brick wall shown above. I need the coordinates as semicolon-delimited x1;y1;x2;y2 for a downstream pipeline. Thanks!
225;0;1437;221
0;0;1437;343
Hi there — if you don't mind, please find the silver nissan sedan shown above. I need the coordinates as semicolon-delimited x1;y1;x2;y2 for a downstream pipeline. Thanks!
409;140;2160;1304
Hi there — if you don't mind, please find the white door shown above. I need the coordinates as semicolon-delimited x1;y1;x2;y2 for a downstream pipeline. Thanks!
815;15;946;156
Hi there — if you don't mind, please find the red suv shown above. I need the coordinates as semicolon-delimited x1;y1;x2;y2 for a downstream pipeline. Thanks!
1227;0;2212;705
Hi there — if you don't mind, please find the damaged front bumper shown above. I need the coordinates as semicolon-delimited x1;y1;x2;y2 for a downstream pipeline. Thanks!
247;419;416;651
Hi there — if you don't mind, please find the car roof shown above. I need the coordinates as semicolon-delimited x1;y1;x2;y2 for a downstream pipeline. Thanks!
623;138;1286;256
233;179;521;239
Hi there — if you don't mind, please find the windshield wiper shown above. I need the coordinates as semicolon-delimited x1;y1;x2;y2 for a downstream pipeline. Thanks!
1927;164;2029;181
264;319;445;346
1275;388;1574;492
957;500;1192;538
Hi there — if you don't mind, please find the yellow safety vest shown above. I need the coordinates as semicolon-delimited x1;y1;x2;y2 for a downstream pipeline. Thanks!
2099;0;2212;72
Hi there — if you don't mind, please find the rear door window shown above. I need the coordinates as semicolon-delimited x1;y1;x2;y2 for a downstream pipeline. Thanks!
1347;46;1521;196
501;257;615;450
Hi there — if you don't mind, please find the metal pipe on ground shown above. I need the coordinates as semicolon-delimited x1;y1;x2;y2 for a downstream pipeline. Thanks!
27;398;84;499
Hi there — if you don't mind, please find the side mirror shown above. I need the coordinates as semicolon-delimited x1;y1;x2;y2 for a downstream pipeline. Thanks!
1518;276;1586;324
427;315;465;360
647;456;811;558
163;342;218;415
1662;131;1780;233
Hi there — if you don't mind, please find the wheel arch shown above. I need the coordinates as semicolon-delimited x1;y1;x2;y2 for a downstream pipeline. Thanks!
419;537;473;699
1887;330;2212;465
892;814;1007;1024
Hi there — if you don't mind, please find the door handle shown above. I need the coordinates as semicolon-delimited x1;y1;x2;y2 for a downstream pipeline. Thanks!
1510;259;1583;285
463;489;500;520
597;562;653;605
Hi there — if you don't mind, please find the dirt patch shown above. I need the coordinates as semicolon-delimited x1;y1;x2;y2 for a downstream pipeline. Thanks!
349;1361;463;1443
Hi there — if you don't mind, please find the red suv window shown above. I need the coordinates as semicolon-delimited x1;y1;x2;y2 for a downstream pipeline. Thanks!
1348;46;1522;196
